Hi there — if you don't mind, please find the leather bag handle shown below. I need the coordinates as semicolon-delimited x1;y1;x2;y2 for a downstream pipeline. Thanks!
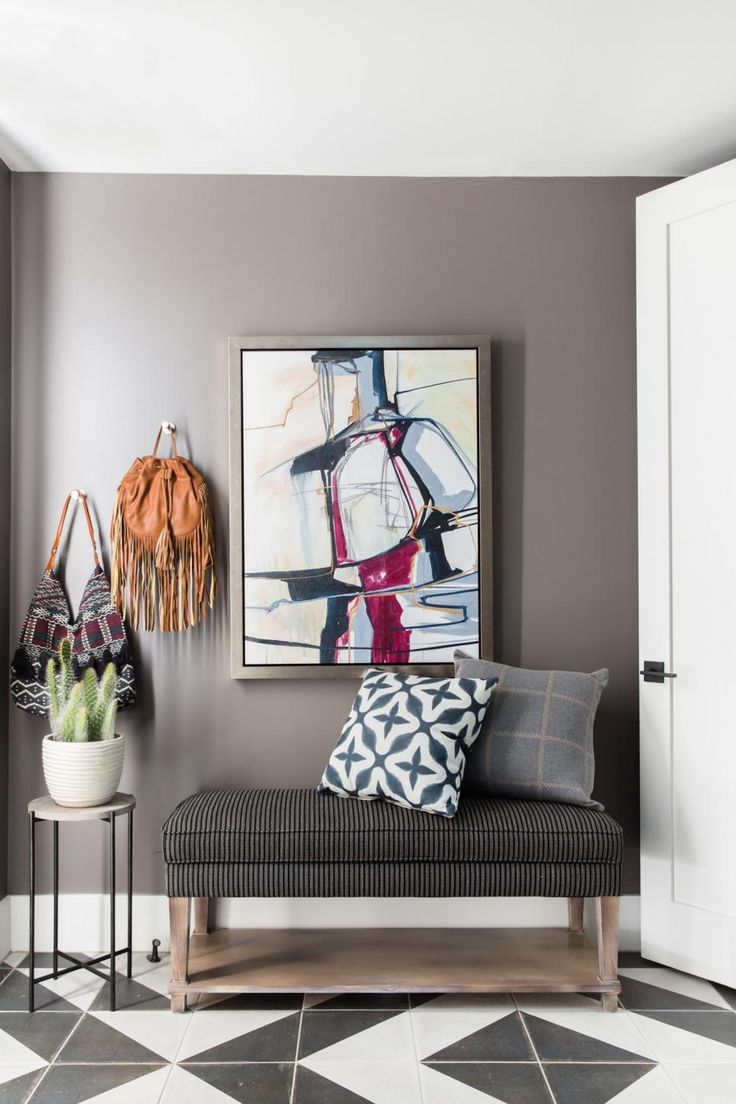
151;425;179;459
46;491;100;573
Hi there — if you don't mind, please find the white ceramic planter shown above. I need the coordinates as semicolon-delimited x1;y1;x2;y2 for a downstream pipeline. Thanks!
42;733;125;808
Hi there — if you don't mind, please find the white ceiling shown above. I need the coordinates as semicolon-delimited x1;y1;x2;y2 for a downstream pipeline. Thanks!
1;0;735;176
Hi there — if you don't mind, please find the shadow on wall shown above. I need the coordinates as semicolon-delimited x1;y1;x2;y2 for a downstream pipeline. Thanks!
491;338;525;666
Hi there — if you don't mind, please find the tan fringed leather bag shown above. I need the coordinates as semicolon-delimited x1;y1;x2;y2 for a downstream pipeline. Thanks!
110;426;216;631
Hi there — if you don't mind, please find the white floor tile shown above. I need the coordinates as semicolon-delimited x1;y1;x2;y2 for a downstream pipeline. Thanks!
0;1062;47;1087
0;1027;48;1070
523;1007;658;1061
664;1062;736;1103
177;1006;296;1062
2;954;25;968
605;1066;685;1103
302;1009;416;1063
79;1065;171;1104
300;1059;422;1104
17;966;105;1011
90;1010;193;1063
419;1062;509;1104
629;1012;736;1063
620;969;733;1010
159;1064;238;1104
411;1003;516;1061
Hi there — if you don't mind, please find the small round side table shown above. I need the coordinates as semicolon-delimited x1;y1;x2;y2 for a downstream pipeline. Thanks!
28;792;135;1012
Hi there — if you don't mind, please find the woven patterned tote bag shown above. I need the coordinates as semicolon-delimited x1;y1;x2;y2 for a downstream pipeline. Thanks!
10;492;136;716
110;426;216;631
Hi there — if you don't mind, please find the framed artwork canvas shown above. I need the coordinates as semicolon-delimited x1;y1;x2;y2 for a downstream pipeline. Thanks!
229;336;492;678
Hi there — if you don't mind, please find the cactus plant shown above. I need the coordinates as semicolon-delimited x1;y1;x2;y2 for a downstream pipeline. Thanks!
46;640;117;742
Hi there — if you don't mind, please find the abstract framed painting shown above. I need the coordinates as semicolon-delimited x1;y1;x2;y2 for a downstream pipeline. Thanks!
228;336;492;678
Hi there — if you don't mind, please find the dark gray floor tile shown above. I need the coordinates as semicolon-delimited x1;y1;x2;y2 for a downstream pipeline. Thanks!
89;977;168;1012
0;974;76;1014
544;1063;657;1104
198;992;303;1012
619;975;725;1011
426;1012;535;1062
55;1015;165;1065
183;1011;301;1063
182;1063;293;1104
298;1010;403;1059
617;952;660;969
307;993;409;1011
294;1066;372;1103
426;1062;552;1104
637;1009;736;1048
29;1064;162;1104
0;1012;80;1062
522;1014;650;1063
0;1068;45;1104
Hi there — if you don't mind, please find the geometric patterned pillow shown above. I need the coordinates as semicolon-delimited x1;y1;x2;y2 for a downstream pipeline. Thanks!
318;667;497;817
454;650;608;809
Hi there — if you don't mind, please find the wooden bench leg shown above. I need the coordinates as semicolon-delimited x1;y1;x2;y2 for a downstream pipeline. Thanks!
568;897;584;933
169;897;191;1013
193;897;210;936
596;895;620;1012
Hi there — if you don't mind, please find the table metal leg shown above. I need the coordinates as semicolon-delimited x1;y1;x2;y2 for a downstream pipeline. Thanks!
109;813;116;1012
127;810;133;980
52;822;59;979
28;813;35;1013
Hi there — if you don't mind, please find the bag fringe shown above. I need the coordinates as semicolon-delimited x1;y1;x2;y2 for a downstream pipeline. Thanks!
111;483;217;632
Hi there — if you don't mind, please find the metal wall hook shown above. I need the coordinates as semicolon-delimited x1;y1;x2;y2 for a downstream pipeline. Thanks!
161;420;177;435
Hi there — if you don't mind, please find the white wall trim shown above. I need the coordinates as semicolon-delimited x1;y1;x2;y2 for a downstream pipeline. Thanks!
8;894;641;953
0;897;10;962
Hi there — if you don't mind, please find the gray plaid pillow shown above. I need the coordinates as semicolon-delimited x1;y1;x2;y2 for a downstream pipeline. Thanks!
454;651;608;809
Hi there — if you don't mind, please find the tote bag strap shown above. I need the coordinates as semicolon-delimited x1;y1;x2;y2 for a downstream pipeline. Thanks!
46;492;100;573
151;424;179;458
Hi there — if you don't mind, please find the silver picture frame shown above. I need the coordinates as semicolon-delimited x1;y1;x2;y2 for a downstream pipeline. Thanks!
228;336;492;679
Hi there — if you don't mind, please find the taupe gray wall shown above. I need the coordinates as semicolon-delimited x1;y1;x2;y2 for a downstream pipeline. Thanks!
8;174;668;896
0;158;11;900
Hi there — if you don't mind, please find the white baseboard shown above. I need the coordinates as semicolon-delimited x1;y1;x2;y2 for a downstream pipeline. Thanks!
8;893;641;953
0;897;9;962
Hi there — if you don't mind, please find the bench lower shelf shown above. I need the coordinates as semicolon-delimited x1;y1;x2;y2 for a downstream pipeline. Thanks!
170;926;619;1002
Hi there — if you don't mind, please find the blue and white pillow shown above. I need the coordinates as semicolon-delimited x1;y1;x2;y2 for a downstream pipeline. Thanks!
318;668;497;817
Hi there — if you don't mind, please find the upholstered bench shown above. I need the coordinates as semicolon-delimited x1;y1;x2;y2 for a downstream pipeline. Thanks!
163;788;623;1012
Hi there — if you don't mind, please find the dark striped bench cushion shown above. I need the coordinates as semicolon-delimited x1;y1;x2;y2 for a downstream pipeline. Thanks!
162;789;623;866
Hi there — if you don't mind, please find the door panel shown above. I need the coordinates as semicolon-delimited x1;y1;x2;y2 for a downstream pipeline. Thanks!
638;160;736;985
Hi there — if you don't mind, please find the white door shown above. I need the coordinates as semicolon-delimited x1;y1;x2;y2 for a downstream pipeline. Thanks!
638;159;736;986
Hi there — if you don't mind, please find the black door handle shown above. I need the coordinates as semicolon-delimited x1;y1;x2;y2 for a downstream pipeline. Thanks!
640;661;677;684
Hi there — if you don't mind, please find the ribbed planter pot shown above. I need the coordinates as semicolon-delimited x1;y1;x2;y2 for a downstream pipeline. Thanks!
42;733;125;808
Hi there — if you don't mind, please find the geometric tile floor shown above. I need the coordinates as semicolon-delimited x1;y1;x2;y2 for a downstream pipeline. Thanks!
0;950;735;1102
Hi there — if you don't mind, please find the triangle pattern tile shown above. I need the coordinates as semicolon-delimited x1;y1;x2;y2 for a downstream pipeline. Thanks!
421;1061;551;1104
196;991;302;1012
424;1013;534;1062
297;1060;422;1104
56;1014;166;1065
522;1013;651;1063
0;1011;80;1062
635;1009;736;1049
178;1007;299;1062
304;992;408;1011
90;1010;192;1062
0;1024;48;1071
293;1065;374;1103
71;1065;171;1104
14;952;90;971
89;976;169;1012
298;1009;414;1062
629;1009;736;1063
419;1063;510;1104
713;983;736;1011
182;1010;300;1064
0;1067;44;1104
0;971;77;1012
619;968;732;1009
180;1061;293;1103
160;1065;244;1104
17;966;104;1011
413;1004;525;1063
30;1064;164;1104
618;975;725;1012
121;954;175;998
665;1061;736;1104
543;1063;656;1104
